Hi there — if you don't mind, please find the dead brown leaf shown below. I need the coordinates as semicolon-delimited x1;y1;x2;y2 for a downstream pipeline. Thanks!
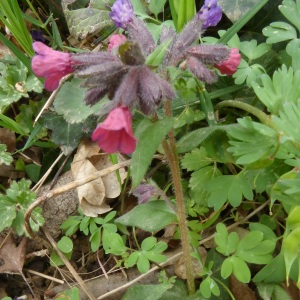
0;128;16;153
0;235;27;274
229;274;257;300
71;139;127;217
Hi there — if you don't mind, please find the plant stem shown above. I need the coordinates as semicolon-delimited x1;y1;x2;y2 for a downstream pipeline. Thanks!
215;100;274;128
196;80;217;126
162;100;195;294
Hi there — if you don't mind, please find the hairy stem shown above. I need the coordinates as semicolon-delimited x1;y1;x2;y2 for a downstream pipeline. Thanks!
163;100;195;294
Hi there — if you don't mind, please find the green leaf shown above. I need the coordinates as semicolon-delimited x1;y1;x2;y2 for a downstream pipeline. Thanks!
286;39;300;70
176;125;233;153
189;166;222;206
0;197;16;232
272;100;300;147
115;200;177;232
257;283;293;300
90;228;101;252
253;253;286;283
263;21;297;44
131;118;174;188
221;257;233;279
137;253;150;273
102;231;127;256
233;59;265;87
282;227;300;284
215;223;239;256
50;250;72;267
148;0;167;18
0;144;13;166
206;174;253;210
235;231;275;264
239;40;271;60
40;112;85;155
200;276;220;298
249;223;277;242
56;287;80;300
57;236;73;254
141;237;157;251
252;65;300;115
271;169;300;208
279;0;300;32
181;147;213;171
145;38;172;67
231;256;251;283
122;283;172;300
227;117;277;165
62;0;114;39
54;78;104;123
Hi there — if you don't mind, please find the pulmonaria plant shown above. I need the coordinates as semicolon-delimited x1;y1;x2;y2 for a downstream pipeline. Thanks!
31;0;240;155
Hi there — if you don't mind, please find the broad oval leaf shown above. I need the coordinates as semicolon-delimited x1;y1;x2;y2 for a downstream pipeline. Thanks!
131;118;174;188
115;200;177;232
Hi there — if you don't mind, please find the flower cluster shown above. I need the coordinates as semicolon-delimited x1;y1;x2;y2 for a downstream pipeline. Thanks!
31;0;241;155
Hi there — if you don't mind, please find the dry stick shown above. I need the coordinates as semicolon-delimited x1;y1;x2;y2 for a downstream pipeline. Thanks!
24;159;131;240
97;199;271;300
24;268;65;284
34;74;73;125
32;152;65;192
43;228;97;300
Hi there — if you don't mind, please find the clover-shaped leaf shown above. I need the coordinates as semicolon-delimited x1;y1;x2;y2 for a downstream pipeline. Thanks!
263;21;297;44
233;59;265;87
239;40;271;61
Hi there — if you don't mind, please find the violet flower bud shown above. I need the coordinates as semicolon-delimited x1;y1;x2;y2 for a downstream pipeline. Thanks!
133;184;159;204
198;0;222;29
109;0;134;29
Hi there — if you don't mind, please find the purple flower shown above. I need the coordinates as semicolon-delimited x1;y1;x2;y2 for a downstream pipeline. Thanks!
31;42;73;91
133;184;158;204
92;106;137;154
198;0;222;29
31;30;46;42
109;0;134;29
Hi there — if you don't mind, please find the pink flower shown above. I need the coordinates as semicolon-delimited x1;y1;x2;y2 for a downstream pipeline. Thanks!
31;42;74;91
92;106;137;154
108;34;127;52
214;48;241;75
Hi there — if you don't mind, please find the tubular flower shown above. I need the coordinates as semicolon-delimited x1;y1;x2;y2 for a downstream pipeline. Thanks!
31;42;73;91
91;106;137;154
109;0;134;29
214;48;241;75
108;34;127;52
198;0;222;29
